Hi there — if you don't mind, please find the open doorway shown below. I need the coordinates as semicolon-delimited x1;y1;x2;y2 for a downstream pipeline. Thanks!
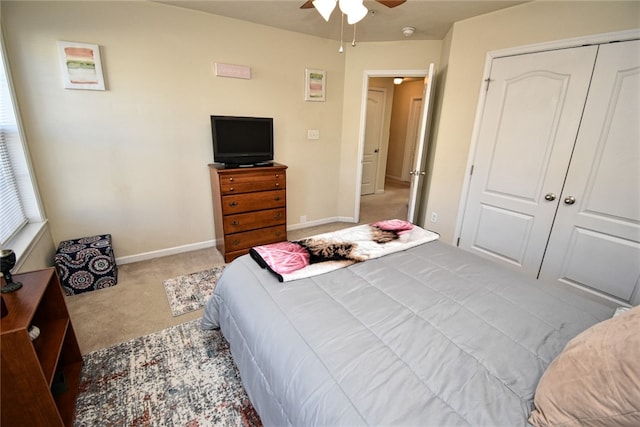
356;68;435;225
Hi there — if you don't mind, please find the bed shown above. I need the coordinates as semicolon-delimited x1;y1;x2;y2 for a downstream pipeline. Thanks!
201;222;637;426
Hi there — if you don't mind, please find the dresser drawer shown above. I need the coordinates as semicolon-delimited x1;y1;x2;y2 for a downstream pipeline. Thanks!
221;190;286;215
220;170;286;195
224;225;287;253
223;208;285;233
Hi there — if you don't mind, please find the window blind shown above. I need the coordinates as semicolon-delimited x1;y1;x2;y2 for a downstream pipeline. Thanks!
0;39;28;245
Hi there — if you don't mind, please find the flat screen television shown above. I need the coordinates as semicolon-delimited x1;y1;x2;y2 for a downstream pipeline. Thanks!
211;115;274;167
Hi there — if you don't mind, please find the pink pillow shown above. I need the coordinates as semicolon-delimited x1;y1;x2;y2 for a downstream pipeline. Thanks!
370;219;414;235
253;241;309;274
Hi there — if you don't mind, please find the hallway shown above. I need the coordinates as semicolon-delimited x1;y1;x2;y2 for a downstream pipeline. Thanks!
359;180;410;224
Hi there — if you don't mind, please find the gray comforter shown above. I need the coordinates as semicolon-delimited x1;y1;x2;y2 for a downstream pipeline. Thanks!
202;240;613;426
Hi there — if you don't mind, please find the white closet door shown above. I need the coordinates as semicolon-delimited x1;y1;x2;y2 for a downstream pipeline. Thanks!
539;40;640;305
459;46;598;275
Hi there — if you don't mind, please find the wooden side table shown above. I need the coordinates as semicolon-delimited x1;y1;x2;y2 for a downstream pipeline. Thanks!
1;268;82;426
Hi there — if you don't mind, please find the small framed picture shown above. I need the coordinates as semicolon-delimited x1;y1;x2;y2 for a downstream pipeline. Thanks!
57;41;105;91
305;68;326;102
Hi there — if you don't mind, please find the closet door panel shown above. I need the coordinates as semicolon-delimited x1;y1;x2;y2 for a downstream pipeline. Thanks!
539;40;640;305
459;46;598;274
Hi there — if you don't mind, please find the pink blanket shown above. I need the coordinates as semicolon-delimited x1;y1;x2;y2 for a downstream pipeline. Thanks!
249;220;439;282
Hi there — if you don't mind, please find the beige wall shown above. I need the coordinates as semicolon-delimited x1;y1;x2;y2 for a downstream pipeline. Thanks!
3;1;441;264
337;40;443;219
5;0;636;267
415;27;453;226
2;1;350;261
426;1;640;244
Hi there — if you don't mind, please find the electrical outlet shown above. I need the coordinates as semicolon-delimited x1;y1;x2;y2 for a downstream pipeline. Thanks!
307;129;320;140
430;212;438;223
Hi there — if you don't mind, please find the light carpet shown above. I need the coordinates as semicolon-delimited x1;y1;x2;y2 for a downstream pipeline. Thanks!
163;266;226;316
74;319;261;426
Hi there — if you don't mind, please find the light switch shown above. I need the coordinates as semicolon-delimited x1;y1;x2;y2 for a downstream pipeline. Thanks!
307;129;320;140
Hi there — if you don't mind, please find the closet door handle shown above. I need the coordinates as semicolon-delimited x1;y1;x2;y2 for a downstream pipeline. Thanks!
544;193;556;201
564;196;576;205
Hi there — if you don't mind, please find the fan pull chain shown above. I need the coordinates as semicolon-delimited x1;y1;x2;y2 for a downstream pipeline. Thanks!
339;13;344;53
352;22;357;47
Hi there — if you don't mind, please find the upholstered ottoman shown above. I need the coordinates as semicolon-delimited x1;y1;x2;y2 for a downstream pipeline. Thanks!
54;234;118;295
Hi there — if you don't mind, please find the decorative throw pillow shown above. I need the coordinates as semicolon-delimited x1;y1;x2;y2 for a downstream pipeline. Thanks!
529;305;640;426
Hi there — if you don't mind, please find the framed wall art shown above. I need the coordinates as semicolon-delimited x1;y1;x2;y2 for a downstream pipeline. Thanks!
305;68;326;102
57;41;105;90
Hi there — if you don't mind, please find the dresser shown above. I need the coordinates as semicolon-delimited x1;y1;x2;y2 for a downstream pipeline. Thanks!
209;163;287;262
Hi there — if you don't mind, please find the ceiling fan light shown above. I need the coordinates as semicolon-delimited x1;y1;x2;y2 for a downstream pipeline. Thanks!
346;3;368;24
339;0;367;24
394;77;403;85
313;0;337;21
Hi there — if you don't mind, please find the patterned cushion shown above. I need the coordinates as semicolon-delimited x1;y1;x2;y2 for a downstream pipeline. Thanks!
54;234;118;295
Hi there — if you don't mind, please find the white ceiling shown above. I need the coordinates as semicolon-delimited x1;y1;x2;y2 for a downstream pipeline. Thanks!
156;1;528;42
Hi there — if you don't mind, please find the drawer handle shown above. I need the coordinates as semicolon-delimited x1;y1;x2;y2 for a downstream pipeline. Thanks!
231;239;240;246
231;220;239;226
275;183;280;187
275;212;282;218
229;187;235;192
229;177;234;182
275;174;279;178
275;231;282;237
229;201;238;207
274;196;281;202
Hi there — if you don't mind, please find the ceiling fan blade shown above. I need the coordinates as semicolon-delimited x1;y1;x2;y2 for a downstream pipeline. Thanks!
300;0;314;9
376;0;407;7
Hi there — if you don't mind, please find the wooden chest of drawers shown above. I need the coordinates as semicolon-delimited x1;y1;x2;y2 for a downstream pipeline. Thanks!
209;163;287;262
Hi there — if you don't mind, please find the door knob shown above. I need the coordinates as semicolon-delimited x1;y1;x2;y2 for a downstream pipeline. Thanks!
544;193;556;201
564;196;576;205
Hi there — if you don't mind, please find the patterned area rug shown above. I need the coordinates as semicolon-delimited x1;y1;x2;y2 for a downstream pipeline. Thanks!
74;319;261;426
163;266;226;316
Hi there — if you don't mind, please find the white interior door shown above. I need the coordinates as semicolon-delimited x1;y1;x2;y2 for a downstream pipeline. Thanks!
407;63;435;223
458;46;598;275
361;88;385;196
401;97;423;182
539;40;640;305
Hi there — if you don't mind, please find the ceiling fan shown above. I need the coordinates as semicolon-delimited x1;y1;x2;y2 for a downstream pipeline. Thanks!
300;0;406;10
303;0;407;51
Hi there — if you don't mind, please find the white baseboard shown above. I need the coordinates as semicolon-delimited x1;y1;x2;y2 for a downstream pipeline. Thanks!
117;217;357;265
116;240;216;265
287;216;356;230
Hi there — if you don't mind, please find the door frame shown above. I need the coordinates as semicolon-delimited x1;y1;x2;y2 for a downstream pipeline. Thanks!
354;69;429;222
454;29;640;244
